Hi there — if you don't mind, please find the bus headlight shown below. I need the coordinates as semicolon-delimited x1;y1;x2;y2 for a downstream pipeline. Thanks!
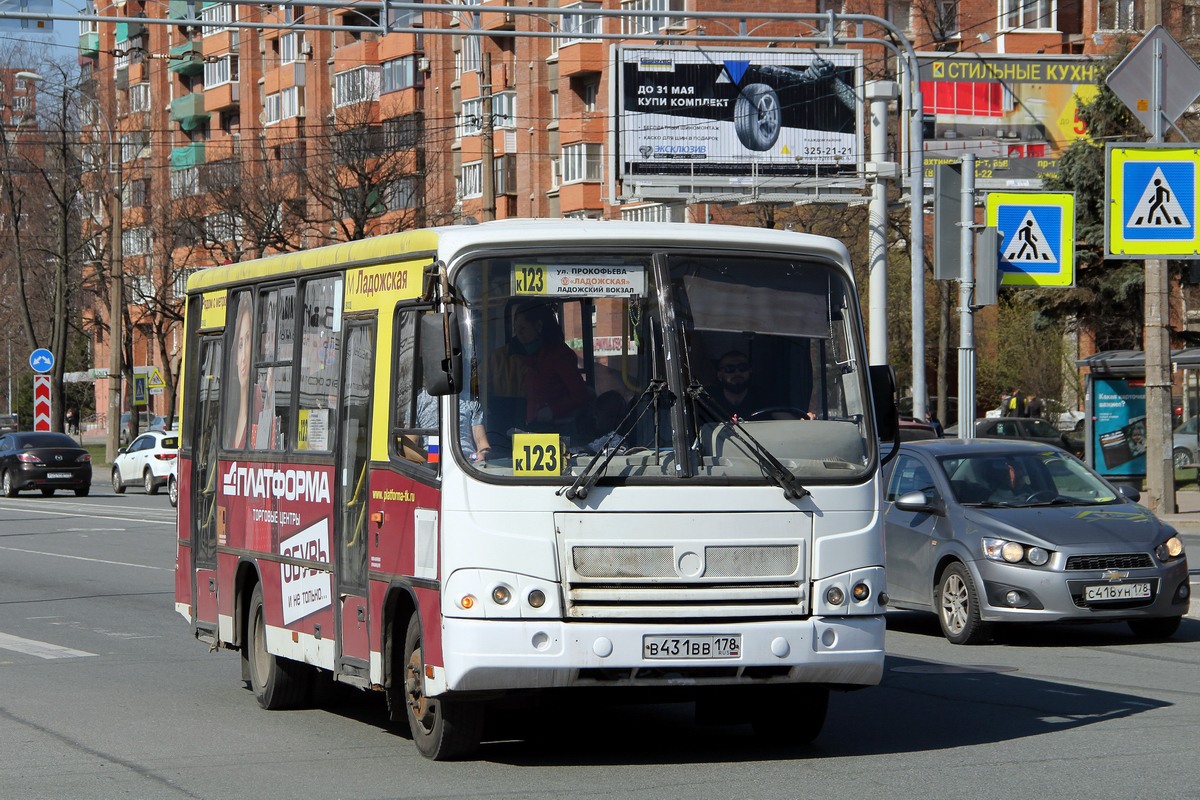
444;569;560;618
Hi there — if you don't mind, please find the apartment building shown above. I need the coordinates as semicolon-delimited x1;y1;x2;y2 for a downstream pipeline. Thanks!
70;0;1186;423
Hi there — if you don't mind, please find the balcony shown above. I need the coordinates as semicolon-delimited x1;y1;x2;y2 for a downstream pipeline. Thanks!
556;40;605;78
79;31;99;57
171;142;206;170
170;93;210;132
169;40;204;76
205;81;240;113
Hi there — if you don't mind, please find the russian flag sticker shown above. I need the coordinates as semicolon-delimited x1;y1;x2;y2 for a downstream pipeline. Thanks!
427;437;440;464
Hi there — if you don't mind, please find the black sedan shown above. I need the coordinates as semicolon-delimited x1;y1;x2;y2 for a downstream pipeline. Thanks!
0;431;92;497
883;439;1189;644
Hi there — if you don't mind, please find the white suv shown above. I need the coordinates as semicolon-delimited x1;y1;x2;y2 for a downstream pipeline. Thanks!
112;430;179;495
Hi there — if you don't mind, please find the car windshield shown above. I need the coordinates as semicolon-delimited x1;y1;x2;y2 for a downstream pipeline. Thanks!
939;450;1118;507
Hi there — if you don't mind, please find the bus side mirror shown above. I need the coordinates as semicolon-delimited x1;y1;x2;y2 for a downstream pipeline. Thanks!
420;312;463;396
870;364;898;442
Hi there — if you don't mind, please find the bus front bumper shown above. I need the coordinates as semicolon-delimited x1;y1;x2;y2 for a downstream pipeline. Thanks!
436;615;884;695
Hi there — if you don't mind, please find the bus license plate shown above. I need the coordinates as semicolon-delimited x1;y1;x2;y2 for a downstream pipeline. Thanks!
1085;582;1151;601
643;634;741;660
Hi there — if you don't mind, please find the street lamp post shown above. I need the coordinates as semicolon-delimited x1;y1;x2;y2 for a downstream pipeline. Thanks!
19;71;123;464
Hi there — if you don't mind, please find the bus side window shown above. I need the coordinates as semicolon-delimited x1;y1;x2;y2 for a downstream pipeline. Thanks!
392;309;438;471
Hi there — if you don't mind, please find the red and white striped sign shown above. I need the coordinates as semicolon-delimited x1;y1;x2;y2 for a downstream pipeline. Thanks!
33;375;51;432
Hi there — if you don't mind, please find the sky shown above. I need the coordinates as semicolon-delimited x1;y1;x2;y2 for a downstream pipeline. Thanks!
0;1;87;64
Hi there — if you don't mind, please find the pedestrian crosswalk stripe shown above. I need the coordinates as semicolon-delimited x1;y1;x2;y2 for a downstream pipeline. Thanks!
1127;167;1191;228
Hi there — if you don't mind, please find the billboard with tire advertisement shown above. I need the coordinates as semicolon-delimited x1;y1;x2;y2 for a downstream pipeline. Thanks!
618;47;863;181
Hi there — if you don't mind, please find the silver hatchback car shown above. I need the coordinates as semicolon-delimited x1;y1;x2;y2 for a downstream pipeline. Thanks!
883;439;1190;644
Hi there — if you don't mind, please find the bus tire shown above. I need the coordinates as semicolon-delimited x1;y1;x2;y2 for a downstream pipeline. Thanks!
403;614;483;760
246;583;310;710
750;685;828;745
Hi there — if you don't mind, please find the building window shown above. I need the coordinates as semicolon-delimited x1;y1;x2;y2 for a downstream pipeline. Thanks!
123;227;150;256
386;177;420;210
1000;0;1053;29
171;168;200;198
384;114;422;149
205;212;242;244
459;161;482;198
887;0;912;31
550;157;561;188
381;55;419;93
124;177;150;208
457;34;481;77
620;0;683;35
458;98;482;138
582;80;598;112
561;143;602;183
129;83;151;113
200;2;233;35
204;55;238;87
334;66;381;107
279;31;301;64
121;132;149;162
1097;0;1141;30
264;93;281;125
559;2;601;46
281;86;301;119
549;90;559;128
493;90;517;127
494;155;517;196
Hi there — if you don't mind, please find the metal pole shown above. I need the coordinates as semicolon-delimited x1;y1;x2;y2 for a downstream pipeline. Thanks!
106;157;123;464
1143;31;1174;514
867;80;897;366
480;51;495;222
957;154;976;438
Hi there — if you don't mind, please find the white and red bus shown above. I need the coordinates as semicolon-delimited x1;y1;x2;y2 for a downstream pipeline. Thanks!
174;220;898;759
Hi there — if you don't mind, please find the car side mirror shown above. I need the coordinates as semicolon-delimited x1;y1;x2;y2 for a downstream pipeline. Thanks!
894;489;944;515
117;447;127;455
1114;483;1141;502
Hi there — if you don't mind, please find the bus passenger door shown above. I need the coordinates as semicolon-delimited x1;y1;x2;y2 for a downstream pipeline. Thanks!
190;335;223;632
335;322;374;669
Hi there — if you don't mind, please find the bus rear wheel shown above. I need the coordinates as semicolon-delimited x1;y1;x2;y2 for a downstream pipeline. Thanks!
246;583;311;710
403;614;483;760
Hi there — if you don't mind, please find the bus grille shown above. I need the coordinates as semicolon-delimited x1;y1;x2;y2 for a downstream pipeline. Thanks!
566;544;804;618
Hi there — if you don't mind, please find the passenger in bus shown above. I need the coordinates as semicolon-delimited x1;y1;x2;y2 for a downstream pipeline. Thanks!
414;389;493;463
510;301;590;426
224;293;254;449
585;390;632;454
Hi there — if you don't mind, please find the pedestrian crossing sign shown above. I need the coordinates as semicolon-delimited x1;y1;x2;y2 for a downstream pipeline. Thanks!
1107;144;1200;258
985;192;1076;288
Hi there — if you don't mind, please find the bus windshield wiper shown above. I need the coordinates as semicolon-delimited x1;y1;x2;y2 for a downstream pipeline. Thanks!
560;379;668;501
686;384;809;501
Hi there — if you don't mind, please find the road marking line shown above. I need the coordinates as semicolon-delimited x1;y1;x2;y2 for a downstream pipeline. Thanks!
0;546;170;571
0;501;174;525
0;631;95;659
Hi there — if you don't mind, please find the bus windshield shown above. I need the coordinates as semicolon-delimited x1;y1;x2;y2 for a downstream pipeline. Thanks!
452;249;872;484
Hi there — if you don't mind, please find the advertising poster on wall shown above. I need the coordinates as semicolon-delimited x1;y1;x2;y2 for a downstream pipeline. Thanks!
918;54;1101;188
1092;377;1147;477
618;47;863;181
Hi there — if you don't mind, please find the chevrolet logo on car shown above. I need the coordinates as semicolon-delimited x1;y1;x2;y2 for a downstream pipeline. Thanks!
1101;570;1130;582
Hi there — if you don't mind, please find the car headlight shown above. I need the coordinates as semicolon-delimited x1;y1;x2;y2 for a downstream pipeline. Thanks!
1155;536;1185;562
983;537;1053;566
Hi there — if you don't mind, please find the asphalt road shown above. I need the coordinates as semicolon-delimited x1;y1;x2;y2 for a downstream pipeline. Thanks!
2;488;1199;800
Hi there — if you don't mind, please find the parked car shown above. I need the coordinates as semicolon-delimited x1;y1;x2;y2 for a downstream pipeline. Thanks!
898;418;939;441
1173;415;1199;469
882;439;1190;643
120;412;167;444
0;431;92;497
985;399;1086;432
946;417;1084;457
111;430;179;495
168;458;178;508
0;413;18;433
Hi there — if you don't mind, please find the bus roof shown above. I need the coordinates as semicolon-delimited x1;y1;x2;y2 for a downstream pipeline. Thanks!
185;220;852;294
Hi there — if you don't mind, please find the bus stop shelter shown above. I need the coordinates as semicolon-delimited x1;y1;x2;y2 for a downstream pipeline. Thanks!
1076;348;1200;475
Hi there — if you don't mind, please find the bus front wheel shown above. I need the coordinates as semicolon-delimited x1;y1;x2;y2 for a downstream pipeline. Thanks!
246;583;310;710
403;614;483;760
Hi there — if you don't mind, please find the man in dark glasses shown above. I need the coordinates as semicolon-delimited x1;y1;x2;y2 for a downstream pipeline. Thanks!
708;350;771;423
